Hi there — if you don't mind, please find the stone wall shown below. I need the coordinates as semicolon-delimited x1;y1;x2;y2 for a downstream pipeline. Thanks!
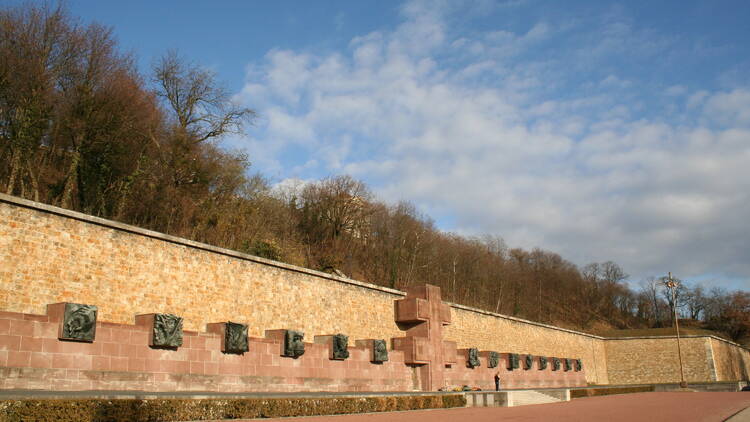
0;193;608;387
1;193;749;390
0;308;415;392
444;352;586;390
446;306;608;385
711;337;750;383
0;194;405;343
604;336;717;384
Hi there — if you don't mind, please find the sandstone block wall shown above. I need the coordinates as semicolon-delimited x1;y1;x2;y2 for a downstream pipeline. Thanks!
604;337;716;384
0;308;415;392
2;193;749;389
711;338;750;383
0;195;405;343
446;306;608;385
444;352;586;390
0;194;610;386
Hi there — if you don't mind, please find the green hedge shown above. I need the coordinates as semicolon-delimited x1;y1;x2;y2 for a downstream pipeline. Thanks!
0;394;466;422
570;385;654;399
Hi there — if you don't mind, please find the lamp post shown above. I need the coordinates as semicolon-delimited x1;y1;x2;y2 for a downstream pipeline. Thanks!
664;272;688;388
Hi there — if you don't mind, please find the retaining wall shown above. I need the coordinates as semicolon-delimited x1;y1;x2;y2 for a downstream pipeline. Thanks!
1;193;749;390
711;337;750;383
604;336;716;384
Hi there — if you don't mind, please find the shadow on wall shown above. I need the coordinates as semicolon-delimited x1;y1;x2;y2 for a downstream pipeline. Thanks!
739;348;749;382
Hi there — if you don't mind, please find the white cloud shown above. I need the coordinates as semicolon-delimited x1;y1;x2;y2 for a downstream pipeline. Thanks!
600;75;632;89
235;0;750;288
703;89;750;127
272;177;312;195
665;85;687;96
687;90;709;109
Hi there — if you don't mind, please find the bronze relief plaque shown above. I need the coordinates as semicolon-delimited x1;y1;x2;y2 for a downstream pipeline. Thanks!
524;354;534;370
467;348;480;368
283;330;305;358
507;353;520;370
332;333;350;360
60;303;97;342
224;321;249;354
488;351;500;368
373;339;389;362
539;356;548;370
152;313;183;348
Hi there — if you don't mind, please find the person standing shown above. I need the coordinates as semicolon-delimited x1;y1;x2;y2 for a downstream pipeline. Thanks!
494;372;501;391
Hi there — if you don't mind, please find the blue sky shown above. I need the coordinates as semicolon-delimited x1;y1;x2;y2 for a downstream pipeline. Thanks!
12;0;750;290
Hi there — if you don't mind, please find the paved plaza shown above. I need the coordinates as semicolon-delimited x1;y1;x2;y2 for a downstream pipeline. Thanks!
240;392;750;422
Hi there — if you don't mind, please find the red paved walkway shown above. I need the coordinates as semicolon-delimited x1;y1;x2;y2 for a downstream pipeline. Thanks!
231;392;750;422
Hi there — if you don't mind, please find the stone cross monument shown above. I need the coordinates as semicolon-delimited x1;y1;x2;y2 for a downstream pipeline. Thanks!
392;285;457;391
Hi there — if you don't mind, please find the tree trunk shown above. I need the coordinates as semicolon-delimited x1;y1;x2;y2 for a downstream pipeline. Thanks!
26;156;40;202
5;148;22;195
494;280;504;313
60;148;81;209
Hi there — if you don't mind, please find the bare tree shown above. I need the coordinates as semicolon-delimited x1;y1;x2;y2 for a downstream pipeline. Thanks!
704;290;750;343
601;261;628;283
683;285;708;320
659;275;687;326
296;175;372;273
153;50;254;144
640;277;664;327
0;3;73;199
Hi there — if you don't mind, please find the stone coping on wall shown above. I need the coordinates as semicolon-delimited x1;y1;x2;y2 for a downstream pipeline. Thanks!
1;192;746;350
605;334;748;350
447;302;605;340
